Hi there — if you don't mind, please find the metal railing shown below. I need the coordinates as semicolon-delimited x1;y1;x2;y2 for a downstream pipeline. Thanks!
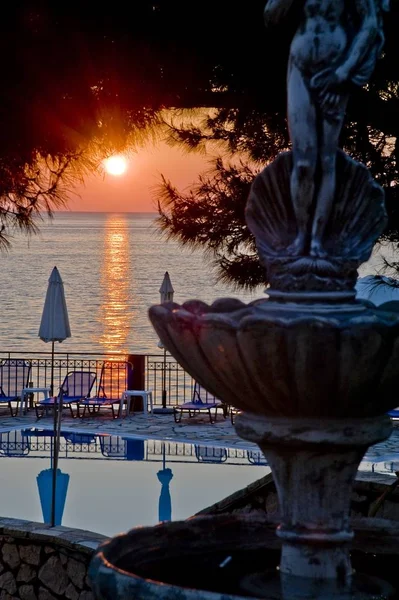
145;355;196;406
0;430;265;466
0;351;199;409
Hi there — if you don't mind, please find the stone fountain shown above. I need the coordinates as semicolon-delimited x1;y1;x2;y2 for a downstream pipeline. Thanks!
89;1;399;598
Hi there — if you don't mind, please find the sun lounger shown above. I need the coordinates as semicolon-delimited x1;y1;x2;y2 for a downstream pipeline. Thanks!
35;370;97;418
77;361;131;419
173;382;226;424
0;359;31;416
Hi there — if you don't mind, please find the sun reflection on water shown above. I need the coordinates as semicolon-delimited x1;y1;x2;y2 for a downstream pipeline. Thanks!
98;214;134;354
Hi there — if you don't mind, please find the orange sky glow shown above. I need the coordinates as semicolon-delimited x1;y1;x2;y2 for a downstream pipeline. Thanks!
66;141;210;212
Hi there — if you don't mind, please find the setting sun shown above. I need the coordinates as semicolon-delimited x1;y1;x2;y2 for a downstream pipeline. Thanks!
104;155;128;176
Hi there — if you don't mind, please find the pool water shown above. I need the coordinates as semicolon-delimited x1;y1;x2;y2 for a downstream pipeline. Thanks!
0;429;268;537
0;428;396;538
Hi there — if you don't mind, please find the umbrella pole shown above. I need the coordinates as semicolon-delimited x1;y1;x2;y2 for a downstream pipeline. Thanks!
51;389;63;527
51;340;57;525
51;412;57;527
50;341;55;397
162;347;167;409
51;386;57;527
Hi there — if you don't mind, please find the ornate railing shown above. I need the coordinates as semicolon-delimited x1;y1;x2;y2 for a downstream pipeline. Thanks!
145;356;195;406
0;430;266;465
0;351;198;408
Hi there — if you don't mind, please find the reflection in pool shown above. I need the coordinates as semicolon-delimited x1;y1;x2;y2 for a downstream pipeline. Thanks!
0;429;268;536
0;429;395;537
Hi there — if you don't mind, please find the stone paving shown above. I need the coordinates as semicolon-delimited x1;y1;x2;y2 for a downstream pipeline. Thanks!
0;408;258;450
0;408;397;466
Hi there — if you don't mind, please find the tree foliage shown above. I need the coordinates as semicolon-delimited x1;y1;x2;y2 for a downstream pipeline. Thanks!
1;0;399;267
155;3;399;287
157;158;264;288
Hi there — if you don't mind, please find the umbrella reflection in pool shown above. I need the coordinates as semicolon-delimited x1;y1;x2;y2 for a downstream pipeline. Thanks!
157;442;173;522
35;437;173;524
37;468;70;527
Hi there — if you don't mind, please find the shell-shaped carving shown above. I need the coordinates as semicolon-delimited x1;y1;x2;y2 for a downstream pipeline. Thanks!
247;150;386;261
246;151;387;295
149;299;399;418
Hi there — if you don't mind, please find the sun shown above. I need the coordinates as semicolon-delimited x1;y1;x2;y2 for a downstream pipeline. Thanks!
104;155;128;176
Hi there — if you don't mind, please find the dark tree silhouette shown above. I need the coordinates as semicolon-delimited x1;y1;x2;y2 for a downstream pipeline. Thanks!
1;0;398;265
154;2;399;287
157;159;264;289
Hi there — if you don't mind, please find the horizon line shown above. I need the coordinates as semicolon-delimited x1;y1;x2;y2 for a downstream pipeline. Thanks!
52;209;158;214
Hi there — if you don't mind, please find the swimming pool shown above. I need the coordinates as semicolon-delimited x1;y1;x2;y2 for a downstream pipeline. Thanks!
0;429;269;537
0;428;396;537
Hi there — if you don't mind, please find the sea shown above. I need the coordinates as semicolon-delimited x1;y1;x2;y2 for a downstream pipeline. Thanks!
1;212;263;356
0;211;394;356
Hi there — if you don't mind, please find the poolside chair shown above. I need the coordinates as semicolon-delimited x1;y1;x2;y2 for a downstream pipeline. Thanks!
388;408;399;419
173;382;226;424
77;361;130;419
194;445;228;463
0;359;31;416
35;370;97;419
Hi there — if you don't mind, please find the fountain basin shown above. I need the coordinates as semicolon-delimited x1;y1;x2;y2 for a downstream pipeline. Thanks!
89;513;399;599
149;299;399;419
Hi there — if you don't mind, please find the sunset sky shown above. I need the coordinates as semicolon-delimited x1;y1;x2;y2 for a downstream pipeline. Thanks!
67;141;210;213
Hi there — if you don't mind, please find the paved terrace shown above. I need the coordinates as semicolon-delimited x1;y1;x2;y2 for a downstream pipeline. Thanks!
0;407;256;450
0;408;397;466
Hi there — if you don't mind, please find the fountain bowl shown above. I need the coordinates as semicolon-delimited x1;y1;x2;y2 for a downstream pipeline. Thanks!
89;513;399;599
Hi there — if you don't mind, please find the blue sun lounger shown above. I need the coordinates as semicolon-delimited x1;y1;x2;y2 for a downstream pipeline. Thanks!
0;359;31;417
173;382;226;424
388;408;399;419
77;361;131;419
35;370;97;418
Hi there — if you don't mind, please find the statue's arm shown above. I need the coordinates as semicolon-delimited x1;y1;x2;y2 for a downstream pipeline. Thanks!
336;0;379;81
263;0;297;27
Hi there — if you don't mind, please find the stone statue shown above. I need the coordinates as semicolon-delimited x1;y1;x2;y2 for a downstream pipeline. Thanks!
264;0;388;258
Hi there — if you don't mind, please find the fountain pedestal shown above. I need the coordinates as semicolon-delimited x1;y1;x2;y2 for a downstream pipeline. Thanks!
236;413;393;598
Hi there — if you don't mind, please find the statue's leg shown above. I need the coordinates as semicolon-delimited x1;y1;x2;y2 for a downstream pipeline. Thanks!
287;62;317;255
310;98;348;258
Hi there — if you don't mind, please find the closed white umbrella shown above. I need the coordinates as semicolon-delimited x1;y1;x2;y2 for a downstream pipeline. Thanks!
39;266;71;394
159;271;174;304
157;271;174;351
155;272;174;413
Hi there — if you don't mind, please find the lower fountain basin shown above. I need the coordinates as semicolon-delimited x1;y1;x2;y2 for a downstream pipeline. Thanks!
89;514;399;600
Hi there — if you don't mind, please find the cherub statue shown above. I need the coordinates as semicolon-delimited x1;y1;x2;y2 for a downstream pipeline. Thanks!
264;0;389;257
